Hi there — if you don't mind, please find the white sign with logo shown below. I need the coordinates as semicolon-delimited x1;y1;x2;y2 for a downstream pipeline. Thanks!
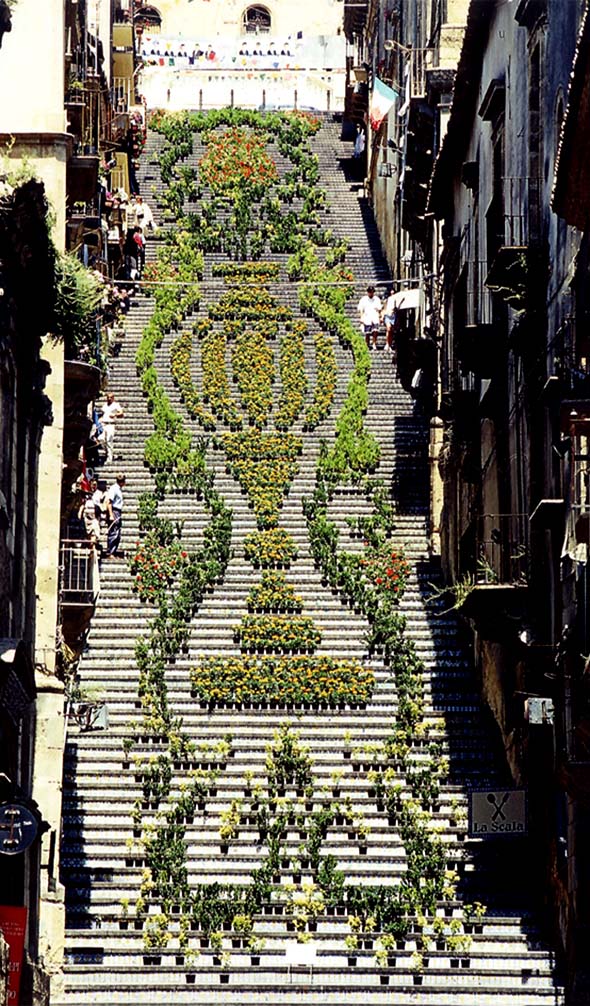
469;789;527;838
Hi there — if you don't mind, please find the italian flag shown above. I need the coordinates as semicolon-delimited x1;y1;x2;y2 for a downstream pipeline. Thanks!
369;77;400;131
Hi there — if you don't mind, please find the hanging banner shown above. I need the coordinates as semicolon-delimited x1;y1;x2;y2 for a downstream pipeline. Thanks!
0;905;27;1004
369;76;399;130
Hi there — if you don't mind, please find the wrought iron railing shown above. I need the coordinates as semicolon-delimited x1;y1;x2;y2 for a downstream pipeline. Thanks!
111;76;134;112
60;540;100;606
502;176;542;247
474;513;530;585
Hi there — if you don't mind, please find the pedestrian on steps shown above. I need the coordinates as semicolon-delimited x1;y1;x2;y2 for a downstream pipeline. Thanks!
357;285;382;350
104;473;126;560
381;287;398;356
100;392;125;464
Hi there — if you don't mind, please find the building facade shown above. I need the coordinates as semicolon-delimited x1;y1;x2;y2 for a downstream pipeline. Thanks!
0;1;136;1000
351;0;590;998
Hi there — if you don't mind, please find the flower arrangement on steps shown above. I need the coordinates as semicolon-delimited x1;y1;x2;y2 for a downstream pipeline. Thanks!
115;107;481;978
149;108;330;261
247;570;303;613
243;526;298;567
232;326;275;426
189;655;374;709
233;614;321;653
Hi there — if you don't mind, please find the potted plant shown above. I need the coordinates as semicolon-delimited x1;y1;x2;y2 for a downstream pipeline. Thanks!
185;948;200;984
345;932;358;966
248;935;265;966
219;950;231;983
410;950;424;985
231;913;253;948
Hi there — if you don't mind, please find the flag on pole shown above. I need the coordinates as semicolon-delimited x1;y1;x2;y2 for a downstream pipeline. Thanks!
369;76;399;130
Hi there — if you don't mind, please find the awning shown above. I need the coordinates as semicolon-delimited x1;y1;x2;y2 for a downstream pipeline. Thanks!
391;287;420;310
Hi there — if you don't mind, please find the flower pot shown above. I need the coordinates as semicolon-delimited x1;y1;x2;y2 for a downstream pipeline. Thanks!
220;973;230;984
413;974;423;985
380;975;390;986
185;973;196;985
348;956;357;967
250;955;260;966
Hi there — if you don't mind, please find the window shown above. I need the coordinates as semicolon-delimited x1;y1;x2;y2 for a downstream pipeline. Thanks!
134;5;162;30
242;5;272;35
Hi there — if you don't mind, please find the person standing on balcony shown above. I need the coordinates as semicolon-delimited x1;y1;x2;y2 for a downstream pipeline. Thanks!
104;474;126;560
357;285;382;350
100;391;125;463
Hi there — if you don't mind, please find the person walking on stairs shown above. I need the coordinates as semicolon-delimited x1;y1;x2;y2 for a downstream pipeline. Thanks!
357;285;382;350
100;391;125;463
104;473;126;560
381;287;398;356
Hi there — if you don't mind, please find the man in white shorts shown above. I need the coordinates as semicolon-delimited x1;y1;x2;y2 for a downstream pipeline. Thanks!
357;285;382;350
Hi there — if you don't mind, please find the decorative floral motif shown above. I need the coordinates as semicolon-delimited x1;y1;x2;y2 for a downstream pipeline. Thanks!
247;571;303;613
199;128;278;195
234;614;321;653
243;527;298;567
190;655;374;708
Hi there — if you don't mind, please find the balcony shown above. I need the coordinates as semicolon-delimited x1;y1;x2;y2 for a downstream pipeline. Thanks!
514;0;547;30
343;2;368;43
457;513;529;637
402;96;434;240
485;177;543;312
567;450;590;546
59;540;100;609
67;151;100;203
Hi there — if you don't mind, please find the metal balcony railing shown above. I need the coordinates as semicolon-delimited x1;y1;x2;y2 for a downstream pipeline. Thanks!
474;513;530;586
60;540;100;607
571;453;590;522
553;320;590;395
466;259;492;326
409;47;434;100
111;76;134;112
502;176;542;247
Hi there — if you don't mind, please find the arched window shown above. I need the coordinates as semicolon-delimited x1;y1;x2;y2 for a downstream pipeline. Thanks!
242;5;272;35
134;5;162;31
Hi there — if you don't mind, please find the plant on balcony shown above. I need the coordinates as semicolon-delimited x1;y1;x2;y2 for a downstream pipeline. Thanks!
53;251;103;361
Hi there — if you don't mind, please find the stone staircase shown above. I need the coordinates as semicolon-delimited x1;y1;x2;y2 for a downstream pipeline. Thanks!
57;114;565;1005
